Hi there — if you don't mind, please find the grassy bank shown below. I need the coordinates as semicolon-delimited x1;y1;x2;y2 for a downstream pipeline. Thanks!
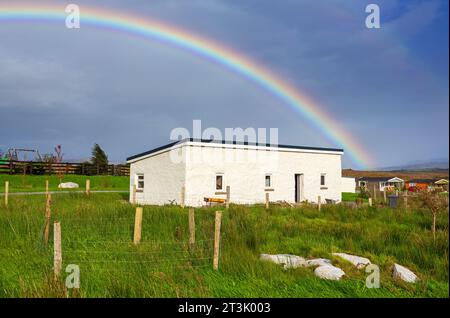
0;190;448;298
0;175;129;193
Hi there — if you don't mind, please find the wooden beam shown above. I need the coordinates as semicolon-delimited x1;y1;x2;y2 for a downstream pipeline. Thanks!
53;222;62;277
133;207;143;244
189;208;195;247
213;211;222;270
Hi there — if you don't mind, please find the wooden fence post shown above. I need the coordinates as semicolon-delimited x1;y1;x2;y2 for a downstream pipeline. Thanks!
181;186;185;208
45;180;49;198
189;208;195;247
132;184;136;204
373;184;377;200
44;193;52;245
226;186;230;209
4;181;8;206
368;197;372;207
53;221;62;278
404;192;408;209
133;207;143;244
318;195;321;211
86;179;90;196
265;192;270;209
213;211;222;270
383;190;387;203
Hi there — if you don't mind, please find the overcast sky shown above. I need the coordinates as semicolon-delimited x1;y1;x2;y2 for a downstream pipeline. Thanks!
0;0;448;168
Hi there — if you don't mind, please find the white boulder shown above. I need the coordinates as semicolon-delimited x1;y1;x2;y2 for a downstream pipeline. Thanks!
306;258;332;267
392;263;418;283
58;182;79;189
314;265;345;280
260;254;306;269
332;253;371;269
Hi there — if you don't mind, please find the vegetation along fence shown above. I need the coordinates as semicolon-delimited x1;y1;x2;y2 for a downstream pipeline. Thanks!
0;161;130;176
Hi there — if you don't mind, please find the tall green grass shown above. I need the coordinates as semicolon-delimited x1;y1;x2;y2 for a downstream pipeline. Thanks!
0;192;448;298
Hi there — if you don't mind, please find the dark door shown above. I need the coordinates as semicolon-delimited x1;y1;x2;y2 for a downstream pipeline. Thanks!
295;174;304;203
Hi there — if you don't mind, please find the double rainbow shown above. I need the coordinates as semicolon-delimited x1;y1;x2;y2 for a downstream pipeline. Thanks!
0;3;372;168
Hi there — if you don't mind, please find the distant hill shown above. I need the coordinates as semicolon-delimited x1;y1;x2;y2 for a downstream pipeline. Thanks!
376;159;449;172
343;168;449;181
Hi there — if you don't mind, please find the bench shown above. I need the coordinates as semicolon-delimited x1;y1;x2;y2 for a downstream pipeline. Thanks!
204;197;226;206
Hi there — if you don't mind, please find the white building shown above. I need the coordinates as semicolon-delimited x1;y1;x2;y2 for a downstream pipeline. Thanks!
357;177;404;191
126;139;344;207
341;177;356;193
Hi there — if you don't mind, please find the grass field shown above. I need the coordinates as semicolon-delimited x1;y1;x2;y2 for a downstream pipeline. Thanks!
341;192;364;202
0;175;129;193
0;178;448;298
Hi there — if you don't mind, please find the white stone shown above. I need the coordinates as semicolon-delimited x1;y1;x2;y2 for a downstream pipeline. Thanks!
57;182;79;189
332;252;371;269
260;254;307;269
305;258;332;267
393;263;418;283
314;265;345;280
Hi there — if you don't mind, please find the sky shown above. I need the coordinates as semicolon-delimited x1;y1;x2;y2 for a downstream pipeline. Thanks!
0;0;448;168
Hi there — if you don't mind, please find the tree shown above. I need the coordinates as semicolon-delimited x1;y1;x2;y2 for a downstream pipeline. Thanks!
91;143;108;167
418;189;449;242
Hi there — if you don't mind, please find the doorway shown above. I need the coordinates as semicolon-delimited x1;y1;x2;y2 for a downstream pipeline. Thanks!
295;174;304;203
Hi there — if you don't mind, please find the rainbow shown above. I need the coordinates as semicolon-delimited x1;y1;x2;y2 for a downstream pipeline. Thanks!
0;3;372;168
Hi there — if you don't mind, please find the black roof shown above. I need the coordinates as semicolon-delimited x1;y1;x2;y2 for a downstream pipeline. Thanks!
407;179;438;183
127;138;344;162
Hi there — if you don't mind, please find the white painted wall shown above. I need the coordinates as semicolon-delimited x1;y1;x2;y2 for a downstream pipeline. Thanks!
129;142;343;207
129;149;186;205
341;177;356;193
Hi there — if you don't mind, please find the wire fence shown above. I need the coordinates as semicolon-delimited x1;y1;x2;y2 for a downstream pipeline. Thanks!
0;208;224;275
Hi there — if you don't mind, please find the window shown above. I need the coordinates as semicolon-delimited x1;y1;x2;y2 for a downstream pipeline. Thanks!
320;174;326;186
136;174;144;190
216;174;223;190
265;174;271;188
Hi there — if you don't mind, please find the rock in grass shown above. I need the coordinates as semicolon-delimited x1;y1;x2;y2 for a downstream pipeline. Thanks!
332;253;371;269
305;258;332;267
314;265;345;280
260;254;306;269
58;182;79;189
392;263;418;283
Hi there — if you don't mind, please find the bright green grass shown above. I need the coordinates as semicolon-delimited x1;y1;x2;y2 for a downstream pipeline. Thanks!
0;192;448;298
342;192;359;202
0;175;129;193
341;192;369;202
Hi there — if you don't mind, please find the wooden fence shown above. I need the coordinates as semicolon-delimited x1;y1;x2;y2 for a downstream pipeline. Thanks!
0;161;130;176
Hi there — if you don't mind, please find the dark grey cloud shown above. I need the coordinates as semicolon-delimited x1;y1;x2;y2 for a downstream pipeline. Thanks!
0;0;448;167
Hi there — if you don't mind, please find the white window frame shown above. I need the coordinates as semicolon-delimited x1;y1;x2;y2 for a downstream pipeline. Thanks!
320;173;326;186
135;174;144;191
215;173;224;191
265;174;272;188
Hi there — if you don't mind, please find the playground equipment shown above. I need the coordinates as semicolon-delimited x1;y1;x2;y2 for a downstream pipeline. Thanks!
6;148;43;162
